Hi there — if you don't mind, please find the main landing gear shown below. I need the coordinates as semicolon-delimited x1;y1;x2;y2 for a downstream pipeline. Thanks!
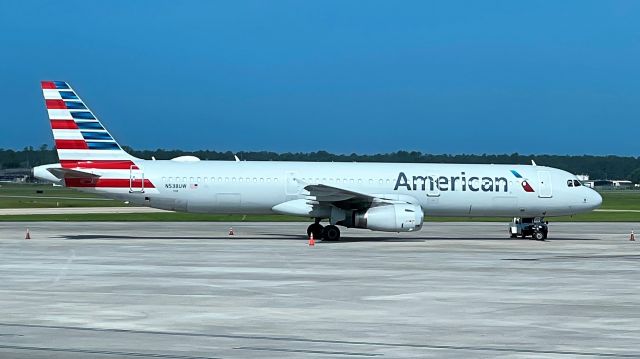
306;218;341;241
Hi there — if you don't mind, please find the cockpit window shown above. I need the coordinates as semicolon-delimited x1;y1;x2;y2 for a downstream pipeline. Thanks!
567;179;582;187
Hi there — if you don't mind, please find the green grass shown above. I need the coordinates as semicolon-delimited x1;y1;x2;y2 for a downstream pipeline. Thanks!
2;212;639;222
0;213;306;222
0;183;127;208
597;190;640;210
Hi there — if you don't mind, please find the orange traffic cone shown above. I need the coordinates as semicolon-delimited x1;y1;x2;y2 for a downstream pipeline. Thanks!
25;228;31;240
228;227;235;236
630;231;635;241
308;233;315;246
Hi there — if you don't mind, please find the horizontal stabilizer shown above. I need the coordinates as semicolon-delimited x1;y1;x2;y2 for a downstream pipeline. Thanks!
47;167;101;180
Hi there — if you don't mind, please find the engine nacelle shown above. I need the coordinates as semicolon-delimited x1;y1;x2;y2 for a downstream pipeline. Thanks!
353;203;424;232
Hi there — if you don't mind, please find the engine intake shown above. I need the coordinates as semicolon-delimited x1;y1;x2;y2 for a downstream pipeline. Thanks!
353;203;424;232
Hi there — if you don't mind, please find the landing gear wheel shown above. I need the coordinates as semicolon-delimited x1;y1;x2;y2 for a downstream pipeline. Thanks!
307;223;324;239
323;225;341;241
533;231;545;241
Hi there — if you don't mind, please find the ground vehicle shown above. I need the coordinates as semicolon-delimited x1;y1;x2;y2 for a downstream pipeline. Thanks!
509;217;548;240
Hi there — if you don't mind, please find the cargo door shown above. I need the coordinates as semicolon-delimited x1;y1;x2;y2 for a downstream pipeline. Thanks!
537;171;552;198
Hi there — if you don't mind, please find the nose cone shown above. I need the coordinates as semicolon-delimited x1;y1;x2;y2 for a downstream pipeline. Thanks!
587;189;603;209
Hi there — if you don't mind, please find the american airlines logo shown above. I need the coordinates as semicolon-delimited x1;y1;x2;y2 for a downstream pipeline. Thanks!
394;172;510;193
393;170;535;193
510;170;535;192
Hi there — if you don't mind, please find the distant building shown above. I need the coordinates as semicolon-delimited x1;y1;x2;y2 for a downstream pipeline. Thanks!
584;179;633;189
612;180;633;189
0;168;32;183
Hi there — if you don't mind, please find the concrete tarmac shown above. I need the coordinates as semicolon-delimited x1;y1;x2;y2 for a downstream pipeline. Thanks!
0;221;639;358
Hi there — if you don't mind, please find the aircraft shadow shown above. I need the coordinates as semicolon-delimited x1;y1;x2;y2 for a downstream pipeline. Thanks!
61;235;238;240
58;234;600;242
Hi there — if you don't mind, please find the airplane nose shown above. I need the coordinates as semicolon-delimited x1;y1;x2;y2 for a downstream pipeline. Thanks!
589;189;602;209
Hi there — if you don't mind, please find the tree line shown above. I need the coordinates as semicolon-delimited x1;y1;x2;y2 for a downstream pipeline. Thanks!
3;145;640;183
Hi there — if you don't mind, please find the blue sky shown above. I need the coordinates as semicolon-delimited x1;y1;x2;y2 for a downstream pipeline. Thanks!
1;1;639;155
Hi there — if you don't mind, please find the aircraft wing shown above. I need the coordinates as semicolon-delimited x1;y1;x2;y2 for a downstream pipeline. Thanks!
303;183;375;210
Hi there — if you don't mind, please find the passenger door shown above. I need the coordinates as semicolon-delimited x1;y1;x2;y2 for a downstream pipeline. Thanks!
129;165;145;193
537;171;552;198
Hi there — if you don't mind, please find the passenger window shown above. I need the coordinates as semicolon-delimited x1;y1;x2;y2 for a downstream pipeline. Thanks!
190;177;194;182
183;177;187;182
203;177;207;183
239;178;243;182
197;177;201;182
218;177;222;182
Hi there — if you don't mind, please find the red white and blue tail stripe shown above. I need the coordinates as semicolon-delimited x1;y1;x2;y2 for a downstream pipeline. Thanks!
42;80;134;164
42;81;154;190
42;81;139;169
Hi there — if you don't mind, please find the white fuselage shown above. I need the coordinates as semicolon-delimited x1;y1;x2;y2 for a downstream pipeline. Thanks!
78;160;602;218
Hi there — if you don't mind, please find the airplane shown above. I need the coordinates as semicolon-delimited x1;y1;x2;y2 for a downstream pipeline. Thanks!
33;81;602;241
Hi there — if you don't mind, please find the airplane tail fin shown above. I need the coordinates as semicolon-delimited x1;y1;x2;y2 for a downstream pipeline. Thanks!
41;81;138;169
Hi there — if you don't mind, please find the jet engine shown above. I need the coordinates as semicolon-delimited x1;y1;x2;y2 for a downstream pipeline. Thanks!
353;203;424;232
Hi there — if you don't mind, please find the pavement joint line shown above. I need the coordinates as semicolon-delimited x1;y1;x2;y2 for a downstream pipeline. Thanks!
0;344;223;359
0;323;637;358
233;346;381;356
